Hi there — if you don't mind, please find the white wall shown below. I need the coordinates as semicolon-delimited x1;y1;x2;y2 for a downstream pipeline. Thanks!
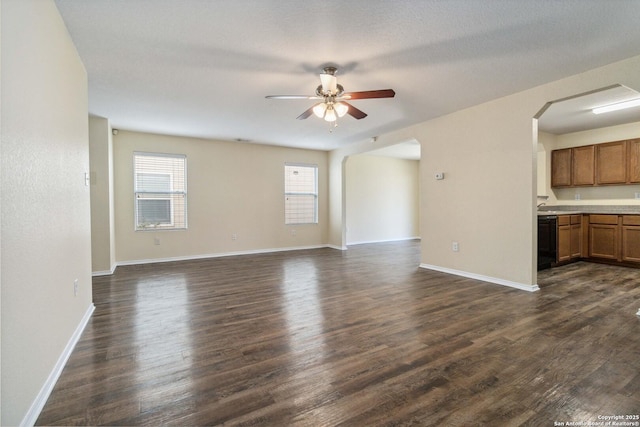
345;155;419;245
89;116;116;274
538;121;640;204
537;132;557;204
1;1;93;425
113;131;329;264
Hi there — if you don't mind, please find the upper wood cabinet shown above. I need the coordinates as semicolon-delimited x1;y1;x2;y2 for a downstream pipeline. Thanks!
628;138;640;183
551;137;640;188
572;145;595;186
596;140;627;184
551;148;572;187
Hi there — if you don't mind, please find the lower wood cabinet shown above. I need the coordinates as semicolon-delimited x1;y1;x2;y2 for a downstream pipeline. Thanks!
589;223;619;260
545;213;640;268
622;215;640;263
557;215;581;263
586;214;640;266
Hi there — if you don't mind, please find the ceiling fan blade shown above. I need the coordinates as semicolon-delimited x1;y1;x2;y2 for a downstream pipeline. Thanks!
343;102;368;119
296;104;320;120
320;73;338;94
266;95;320;100
342;89;396;100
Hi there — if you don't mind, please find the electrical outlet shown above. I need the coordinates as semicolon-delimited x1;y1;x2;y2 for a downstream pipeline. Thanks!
154;237;160;245
574;193;581;200
635;192;640;199
232;233;237;240
74;279;78;296
452;241;459;252
291;229;297;236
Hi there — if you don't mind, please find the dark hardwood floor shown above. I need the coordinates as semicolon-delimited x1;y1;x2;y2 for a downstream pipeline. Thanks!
36;241;640;426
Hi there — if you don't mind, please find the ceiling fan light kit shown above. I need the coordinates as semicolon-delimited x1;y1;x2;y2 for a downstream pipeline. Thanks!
266;66;395;128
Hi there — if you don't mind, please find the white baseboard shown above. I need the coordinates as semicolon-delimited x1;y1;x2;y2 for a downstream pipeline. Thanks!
21;303;95;427
420;263;540;293
347;236;421;246
92;263;116;277
326;244;348;250
116;244;331;267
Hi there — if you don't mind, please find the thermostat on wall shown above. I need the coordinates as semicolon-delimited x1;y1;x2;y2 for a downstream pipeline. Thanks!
435;172;445;180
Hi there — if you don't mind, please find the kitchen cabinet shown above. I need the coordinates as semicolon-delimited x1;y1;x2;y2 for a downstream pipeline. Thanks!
551;138;640;187
570;216;582;259
622;215;640;263
557;215;581;263
588;215;619;261
628;138;640;183
550;146;594;187
587;214;640;266
551;148;572;187
596;140;627;184
572;145;595;186
540;212;640;269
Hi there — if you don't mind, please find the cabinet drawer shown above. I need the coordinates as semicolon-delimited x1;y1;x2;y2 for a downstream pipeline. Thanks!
570;215;581;224
589;214;619;225
622;215;640;226
558;215;570;226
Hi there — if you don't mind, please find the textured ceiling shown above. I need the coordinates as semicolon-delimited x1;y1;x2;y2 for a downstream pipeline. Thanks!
54;0;640;151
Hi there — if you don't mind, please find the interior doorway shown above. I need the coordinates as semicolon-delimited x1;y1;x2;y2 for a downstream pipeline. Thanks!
344;140;421;246
534;84;640;280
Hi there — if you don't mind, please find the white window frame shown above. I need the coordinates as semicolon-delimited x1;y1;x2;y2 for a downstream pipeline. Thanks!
284;163;318;225
134;152;187;231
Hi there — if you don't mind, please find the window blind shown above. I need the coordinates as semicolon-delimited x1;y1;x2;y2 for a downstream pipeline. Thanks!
134;152;187;230
284;163;318;225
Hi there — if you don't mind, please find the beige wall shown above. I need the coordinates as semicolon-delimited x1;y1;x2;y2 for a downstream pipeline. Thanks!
345;155;419;245
113;131;329;263
538;122;640;204
1;1;93;425
89;116;116;274
415;95;538;288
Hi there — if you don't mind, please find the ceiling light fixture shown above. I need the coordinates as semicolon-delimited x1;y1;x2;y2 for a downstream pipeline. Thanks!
313;100;349;123
592;98;640;114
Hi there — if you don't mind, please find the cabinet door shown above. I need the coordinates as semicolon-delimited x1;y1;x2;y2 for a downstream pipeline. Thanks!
589;224;618;260
551;148;572;187
622;226;640;263
596;140;627;184
572;145;595;186
570;215;582;259
628;139;640;183
557;224;571;262
570;223;582;259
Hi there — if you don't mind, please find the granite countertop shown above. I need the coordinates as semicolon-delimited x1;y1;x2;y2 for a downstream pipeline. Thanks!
537;205;640;215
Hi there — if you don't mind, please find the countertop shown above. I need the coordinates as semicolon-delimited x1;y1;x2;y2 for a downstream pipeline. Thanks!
537;205;640;216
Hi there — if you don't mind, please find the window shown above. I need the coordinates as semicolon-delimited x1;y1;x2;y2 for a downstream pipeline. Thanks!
134;152;187;230
285;163;318;225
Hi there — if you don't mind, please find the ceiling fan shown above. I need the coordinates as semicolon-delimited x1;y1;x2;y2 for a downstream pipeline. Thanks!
266;66;395;124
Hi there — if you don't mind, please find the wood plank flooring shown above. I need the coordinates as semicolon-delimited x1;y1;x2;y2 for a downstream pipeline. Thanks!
36;241;640;426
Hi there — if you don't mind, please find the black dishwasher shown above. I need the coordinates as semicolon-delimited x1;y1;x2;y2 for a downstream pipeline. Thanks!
538;215;557;270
